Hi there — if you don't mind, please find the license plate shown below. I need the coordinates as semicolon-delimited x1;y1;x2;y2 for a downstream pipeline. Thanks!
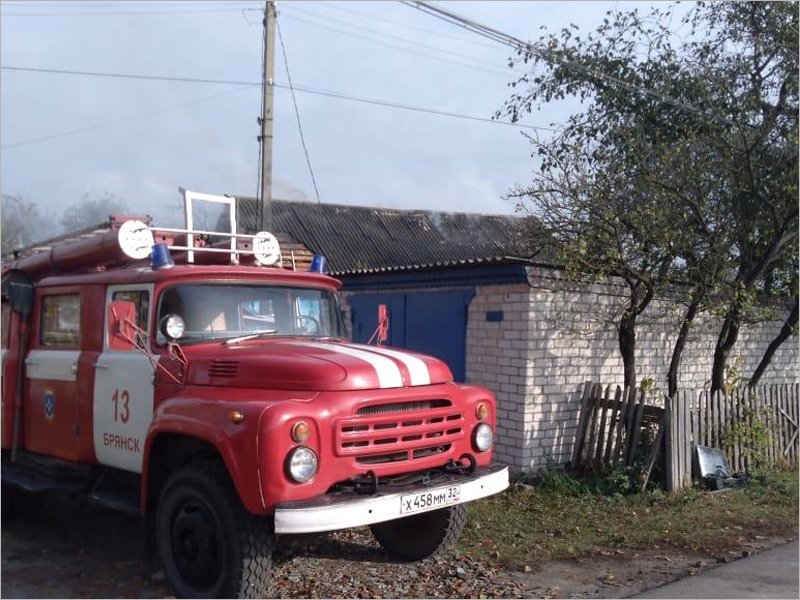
400;485;461;515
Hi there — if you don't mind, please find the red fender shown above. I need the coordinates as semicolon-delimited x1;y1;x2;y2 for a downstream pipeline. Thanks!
141;398;269;514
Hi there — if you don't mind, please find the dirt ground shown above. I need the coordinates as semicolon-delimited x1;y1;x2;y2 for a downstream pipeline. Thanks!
0;495;795;599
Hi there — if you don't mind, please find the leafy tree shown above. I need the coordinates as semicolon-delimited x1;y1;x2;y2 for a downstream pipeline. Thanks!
60;192;129;232
501;1;798;392
1;194;46;255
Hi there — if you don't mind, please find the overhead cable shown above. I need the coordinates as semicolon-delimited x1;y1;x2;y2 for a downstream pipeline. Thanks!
279;12;508;77
280;3;505;69
401;1;737;126
2;66;558;132
275;20;324;207
2;85;253;149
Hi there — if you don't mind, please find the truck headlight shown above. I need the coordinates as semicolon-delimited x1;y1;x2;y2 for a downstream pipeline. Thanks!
287;446;318;483
473;423;494;452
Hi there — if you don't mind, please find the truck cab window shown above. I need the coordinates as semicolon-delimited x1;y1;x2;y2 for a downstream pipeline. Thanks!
156;283;344;344
112;290;150;331
41;294;80;347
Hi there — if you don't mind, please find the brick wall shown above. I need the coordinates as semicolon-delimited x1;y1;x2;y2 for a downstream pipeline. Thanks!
465;267;799;472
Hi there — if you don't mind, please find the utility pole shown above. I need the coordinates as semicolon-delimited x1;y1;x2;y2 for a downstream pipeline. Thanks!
259;0;276;232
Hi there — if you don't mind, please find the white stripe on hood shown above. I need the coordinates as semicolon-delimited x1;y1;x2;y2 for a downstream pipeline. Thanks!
352;344;431;386
289;341;404;388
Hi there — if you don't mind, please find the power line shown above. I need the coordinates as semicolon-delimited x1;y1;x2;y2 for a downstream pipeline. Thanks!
279;12;509;78
276;20;324;210
1;85;253;149
315;1;500;49
401;1;737;127
2;6;254;16
280;3;505;69
2;65;558;132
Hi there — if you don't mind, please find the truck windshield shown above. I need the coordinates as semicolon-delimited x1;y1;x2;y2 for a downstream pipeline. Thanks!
157;283;344;343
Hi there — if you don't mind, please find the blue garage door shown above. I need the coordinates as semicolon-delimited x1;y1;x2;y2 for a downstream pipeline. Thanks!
349;289;475;382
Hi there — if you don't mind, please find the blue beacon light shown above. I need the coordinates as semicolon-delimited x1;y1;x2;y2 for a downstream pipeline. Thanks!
309;255;327;273
151;243;175;270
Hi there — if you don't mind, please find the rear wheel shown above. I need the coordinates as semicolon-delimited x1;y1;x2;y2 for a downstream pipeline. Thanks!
1;483;45;520
370;504;467;561
155;462;273;599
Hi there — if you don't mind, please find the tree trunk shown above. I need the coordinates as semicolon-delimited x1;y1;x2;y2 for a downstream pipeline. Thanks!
618;311;637;389
750;301;799;386
711;309;741;393
668;296;702;398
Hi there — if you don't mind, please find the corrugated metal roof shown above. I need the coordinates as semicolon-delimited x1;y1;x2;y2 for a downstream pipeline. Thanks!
236;197;546;276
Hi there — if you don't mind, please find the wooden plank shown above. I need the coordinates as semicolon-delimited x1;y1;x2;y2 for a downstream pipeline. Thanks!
725;389;733;468
784;385;791;463
603;385;623;465
706;390;714;448
791;384;799;464
746;388;756;471
794;384;800;465
775;385;789;461
771;385;780;465
569;382;593;470
704;388;712;447
683;390;692;487
714;392;728;450
787;384;797;464
593;385;612;469
584;383;603;469
626;388;647;467
675;394;686;488
664;395;673;492
768;385;778;468
731;387;740;472
613;386;635;467
640;409;668;492
691;391;701;480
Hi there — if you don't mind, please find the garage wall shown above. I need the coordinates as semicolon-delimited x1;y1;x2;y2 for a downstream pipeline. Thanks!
465;268;799;472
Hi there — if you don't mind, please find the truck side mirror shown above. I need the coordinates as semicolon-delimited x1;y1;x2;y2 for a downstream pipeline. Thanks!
8;283;34;317
108;300;138;350
377;303;389;345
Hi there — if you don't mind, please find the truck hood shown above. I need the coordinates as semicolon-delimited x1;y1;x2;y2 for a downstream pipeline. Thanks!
184;339;453;391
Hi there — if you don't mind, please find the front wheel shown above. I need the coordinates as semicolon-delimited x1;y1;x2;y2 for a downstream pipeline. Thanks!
370;504;467;561
155;462;274;599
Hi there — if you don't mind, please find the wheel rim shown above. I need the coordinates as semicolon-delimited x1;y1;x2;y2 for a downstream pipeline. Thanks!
169;497;223;591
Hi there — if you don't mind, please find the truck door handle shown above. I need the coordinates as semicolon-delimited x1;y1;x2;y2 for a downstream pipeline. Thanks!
95;363;110;369
71;363;78;374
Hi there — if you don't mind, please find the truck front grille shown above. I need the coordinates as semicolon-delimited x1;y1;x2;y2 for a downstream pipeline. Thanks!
337;400;463;464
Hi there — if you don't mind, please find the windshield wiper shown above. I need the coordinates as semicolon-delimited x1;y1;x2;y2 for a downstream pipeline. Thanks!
224;329;279;345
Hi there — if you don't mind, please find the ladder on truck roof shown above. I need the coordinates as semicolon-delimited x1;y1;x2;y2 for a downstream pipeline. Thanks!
2;190;297;281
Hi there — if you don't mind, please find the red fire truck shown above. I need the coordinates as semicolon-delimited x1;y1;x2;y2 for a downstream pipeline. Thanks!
1;191;508;598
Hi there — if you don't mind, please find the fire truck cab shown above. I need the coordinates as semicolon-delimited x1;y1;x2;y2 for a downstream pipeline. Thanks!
1;191;509;599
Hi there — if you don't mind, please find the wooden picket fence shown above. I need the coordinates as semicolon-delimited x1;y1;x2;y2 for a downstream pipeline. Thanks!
666;383;799;491
570;382;799;492
569;383;667;490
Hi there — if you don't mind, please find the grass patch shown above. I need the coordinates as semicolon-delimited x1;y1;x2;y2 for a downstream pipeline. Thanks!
459;469;798;566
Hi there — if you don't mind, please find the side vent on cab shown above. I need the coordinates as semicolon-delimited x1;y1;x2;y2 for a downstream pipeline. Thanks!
208;360;239;379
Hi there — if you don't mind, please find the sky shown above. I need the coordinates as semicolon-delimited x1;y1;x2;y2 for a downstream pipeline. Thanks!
1;0;694;229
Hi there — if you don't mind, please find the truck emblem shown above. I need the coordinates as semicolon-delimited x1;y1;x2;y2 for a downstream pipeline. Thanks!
43;391;56;420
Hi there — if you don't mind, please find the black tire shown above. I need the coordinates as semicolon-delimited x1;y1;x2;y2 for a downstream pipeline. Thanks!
155;462;274;599
1;483;45;520
1;482;14;520
370;504;467;561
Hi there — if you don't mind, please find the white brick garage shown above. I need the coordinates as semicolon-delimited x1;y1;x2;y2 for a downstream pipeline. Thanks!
466;268;799;472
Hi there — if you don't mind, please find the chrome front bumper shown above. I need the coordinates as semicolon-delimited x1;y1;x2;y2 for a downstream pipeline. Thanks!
274;464;509;534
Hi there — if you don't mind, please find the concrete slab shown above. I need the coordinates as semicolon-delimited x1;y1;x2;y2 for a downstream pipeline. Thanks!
635;542;800;599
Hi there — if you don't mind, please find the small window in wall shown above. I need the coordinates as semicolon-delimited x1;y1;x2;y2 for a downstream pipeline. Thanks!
41;294;81;347
112;290;150;331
